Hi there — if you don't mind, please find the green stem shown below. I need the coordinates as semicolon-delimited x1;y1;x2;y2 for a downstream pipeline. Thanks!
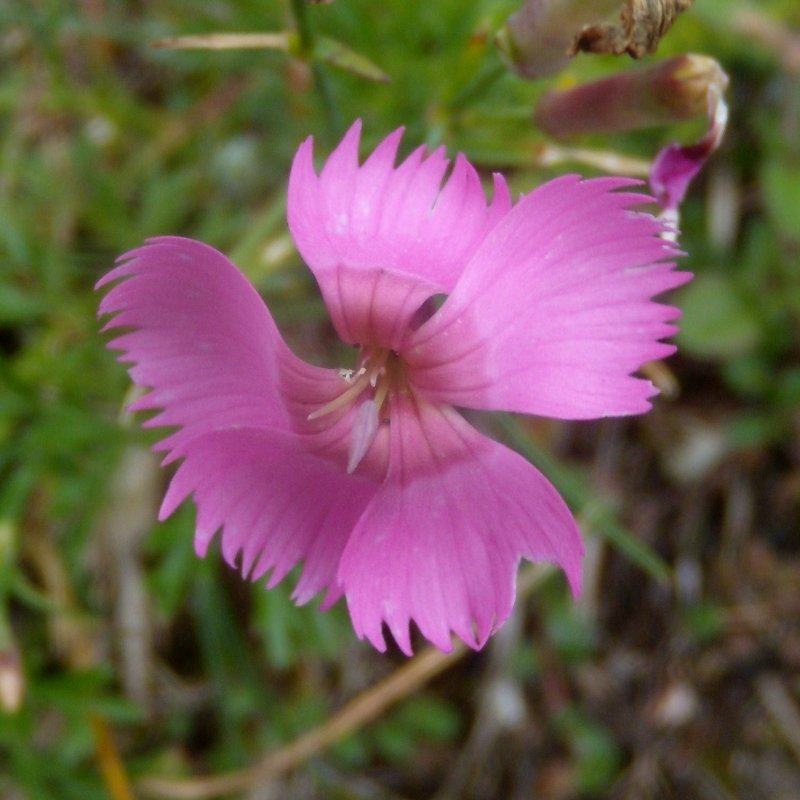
289;0;343;138
290;0;312;50
449;59;507;112
497;415;671;583
311;63;343;139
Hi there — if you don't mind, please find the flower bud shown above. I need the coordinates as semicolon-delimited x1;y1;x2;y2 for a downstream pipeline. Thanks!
650;71;728;213
497;0;621;78
534;54;728;138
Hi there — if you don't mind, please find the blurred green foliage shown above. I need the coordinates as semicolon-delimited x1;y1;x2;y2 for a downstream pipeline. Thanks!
1;0;799;798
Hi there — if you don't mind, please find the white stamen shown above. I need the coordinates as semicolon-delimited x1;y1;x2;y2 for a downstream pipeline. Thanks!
338;366;366;384
369;366;385;388
307;372;369;420
347;400;380;474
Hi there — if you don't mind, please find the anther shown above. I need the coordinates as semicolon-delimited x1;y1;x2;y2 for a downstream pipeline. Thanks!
308;348;394;422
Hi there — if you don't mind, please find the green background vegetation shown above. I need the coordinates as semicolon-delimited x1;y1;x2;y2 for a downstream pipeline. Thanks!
1;1;799;798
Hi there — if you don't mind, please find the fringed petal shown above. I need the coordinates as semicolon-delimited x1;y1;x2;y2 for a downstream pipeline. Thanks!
97;237;338;459
161;427;378;608
405;176;690;419
287;121;511;347
338;397;583;654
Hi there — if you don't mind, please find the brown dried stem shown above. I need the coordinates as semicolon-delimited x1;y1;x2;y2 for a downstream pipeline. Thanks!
139;566;552;799
732;7;800;75
574;0;695;59
140;645;465;799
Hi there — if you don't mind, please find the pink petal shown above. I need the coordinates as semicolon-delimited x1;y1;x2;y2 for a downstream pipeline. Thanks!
97;237;337;459
405;176;690;420
650;80;729;213
338;397;583;654
650;144;704;213
161;427;378;608
287;121;511;347
347;399;379;474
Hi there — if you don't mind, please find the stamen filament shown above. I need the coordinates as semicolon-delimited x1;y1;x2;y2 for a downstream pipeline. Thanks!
307;372;370;420
307;347;395;422
373;375;391;416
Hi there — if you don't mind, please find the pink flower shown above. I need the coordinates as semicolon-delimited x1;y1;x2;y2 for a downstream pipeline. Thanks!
97;122;687;655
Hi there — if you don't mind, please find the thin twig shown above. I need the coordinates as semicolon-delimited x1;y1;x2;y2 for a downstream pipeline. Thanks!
152;33;292;51
289;0;343;137
532;142;652;177
140;644;467;799
140;566;552;799
756;674;800;764
92;715;138;800
732;7;800;74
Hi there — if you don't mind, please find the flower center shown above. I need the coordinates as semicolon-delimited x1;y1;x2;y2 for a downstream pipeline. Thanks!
308;347;409;474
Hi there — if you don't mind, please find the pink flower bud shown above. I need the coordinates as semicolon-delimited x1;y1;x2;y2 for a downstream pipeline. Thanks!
497;0;621;78
535;54;728;138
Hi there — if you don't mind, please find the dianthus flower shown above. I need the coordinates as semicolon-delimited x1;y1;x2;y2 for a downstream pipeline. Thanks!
98;122;687;654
